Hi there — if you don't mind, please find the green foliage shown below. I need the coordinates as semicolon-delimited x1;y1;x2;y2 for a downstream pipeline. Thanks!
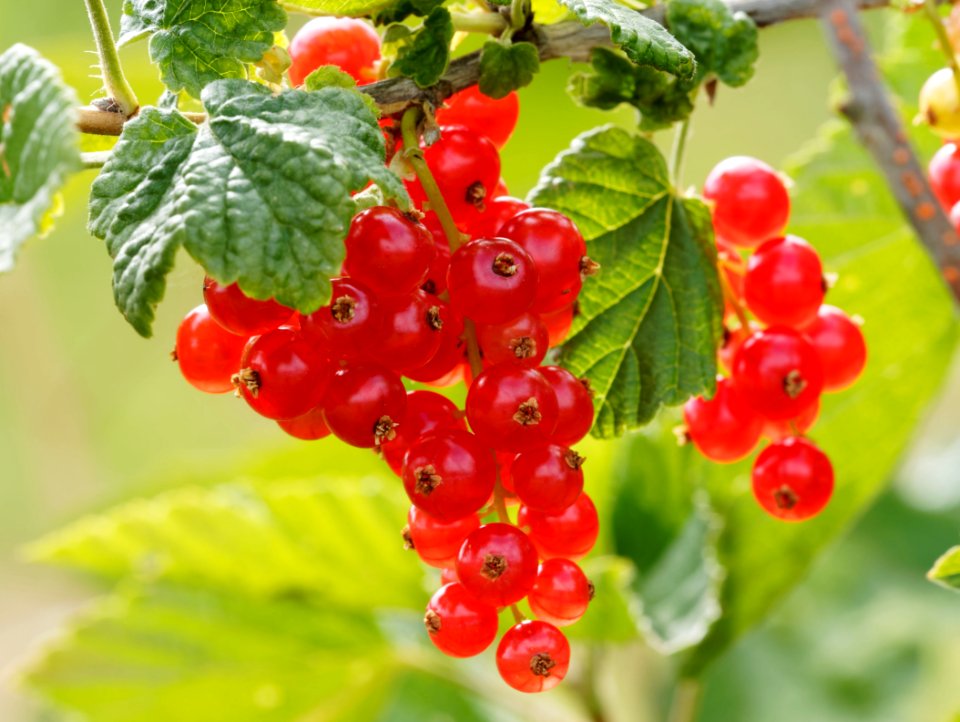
478;42;541;99
928;546;960;592
0;44;80;272
88;79;406;337
119;0;287;99
528;125;723;436
385;7;454;88
666;0;758;87
373;0;444;25
282;0;399;16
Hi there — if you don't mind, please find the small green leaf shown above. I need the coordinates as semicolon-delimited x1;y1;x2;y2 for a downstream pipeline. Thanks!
373;0;444;25
666;0;758;87
388;7;454;88
479;41;541;99
282;0;398;16
928;546;960;592
556;0;695;79
87;80;406;337
119;0;288;98
0;44;80;272
528;125;723;436
305;65;359;91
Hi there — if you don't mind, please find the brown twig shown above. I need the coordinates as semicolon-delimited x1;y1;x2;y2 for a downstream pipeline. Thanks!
820;0;960;302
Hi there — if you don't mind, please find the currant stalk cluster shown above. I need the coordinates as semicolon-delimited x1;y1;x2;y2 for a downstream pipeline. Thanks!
173;17;599;693
682;157;868;522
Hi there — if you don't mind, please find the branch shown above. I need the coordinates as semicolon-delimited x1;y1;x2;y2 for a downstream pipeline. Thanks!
74;0;896;136
820;0;960;303
83;0;139;117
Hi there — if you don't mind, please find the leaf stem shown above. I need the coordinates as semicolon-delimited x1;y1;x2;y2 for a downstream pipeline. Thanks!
922;0;960;101
83;0;139;118
668;677;703;722
450;11;509;35
670;118;691;188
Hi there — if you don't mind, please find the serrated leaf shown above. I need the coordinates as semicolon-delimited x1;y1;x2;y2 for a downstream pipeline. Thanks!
556;0;695;79
388;7;454;88
88;79;406;337
479;41;540;99
527;125;723;436
119;0;288;98
282;0;398;16
665;0;758;87
928;546;960;592
0;44;80;272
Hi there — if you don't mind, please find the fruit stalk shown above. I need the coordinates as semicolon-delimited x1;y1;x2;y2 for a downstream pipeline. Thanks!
83;0;139;118
922;0;960;101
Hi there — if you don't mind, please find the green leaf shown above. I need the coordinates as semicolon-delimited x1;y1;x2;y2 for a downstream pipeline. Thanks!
928;546;960;592
88;79;406;337
387;7;454;88
556;0;695;79
479;41;541;100
0;44;80;272
665;0;758;87
119;0;288;98
373;0;444;25
527;125;723;436
282;0;398;17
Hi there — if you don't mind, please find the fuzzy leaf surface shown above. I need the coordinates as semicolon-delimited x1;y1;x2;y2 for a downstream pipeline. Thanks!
479;41;541;99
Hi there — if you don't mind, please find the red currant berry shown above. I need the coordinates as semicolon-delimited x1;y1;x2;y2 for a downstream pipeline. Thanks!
202;278;292;337
378;291;445;372
718;322;759;374
406;126;501;228
511;445;585;514
277;406;331;440
496;620;570;693
343;207;436;296
703;156;790;248
497;451;518;493
528;558;593;627
456;523;539;607
406;506;480;569
382;390;466;475
440;567;459;585
752;437;834;521
402;429;497;522
468;196;531;239
422;236;451;296
518;493;599;560
540;304;575;348
436;87;520;149
300;277;381;359
743;235;825;328
288;17;380;87
477;312;549;367
538;366;594;445
928;142;960;209
424;582;500;658
175;305;248;394
322;364;407;448
404;309;467;386
732;327;824;421
235;328;331;420
498;209;589;313
466;365;559;452
802;305;867;392
762;397;820;442
447;237;539;324
683;377;764;463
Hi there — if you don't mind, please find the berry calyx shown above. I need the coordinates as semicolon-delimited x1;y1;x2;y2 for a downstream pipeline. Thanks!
425;582;499;657
288;17;380;87
202;278;292;337
456;523;539;607
477;312;549;367
703;156;790;248
447;237;539;324
466;365;560;452
751;437;834;521
682;377;764;463
300;277;381;359
743;235;825;328
496;620;571;693
322;364;407;447
175;305;248;394
528;558;593;627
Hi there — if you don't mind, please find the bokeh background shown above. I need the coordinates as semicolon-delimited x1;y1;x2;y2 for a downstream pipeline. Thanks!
1;2;959;720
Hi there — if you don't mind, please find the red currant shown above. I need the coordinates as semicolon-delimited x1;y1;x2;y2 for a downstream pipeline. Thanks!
496;620;570;693
322;364;407;447
425;582;499;657
802;305;867;392
300;277;380;359
343;207;436;296
477;312;549;367
406;506;480;569
277;406;331;440
528;558;593;627
288;17;380;87
518;493;599;560
456;523;539;607
541;304;575;348
743;235;825;328
468;196;531;239
752;437;834;521
382;390;465;475
703;156;790;248
511;445;585;514
683;377;764;463
436;87;520;149
538;366;594;445
466;365;559;452
930;142;960;210
202;278;292;337
377;291;445;372
762;397;820;442
404;309;467;386
175;305;248;394
447;237;539;324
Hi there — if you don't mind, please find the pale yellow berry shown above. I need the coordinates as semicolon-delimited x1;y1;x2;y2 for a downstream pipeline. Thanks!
919;68;960;139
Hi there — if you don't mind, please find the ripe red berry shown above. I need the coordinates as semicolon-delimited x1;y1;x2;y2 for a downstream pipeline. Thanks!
404;309;467;386
235;328;331;420
202;278;292;337
477;312;549;367
382;390;465;475
277;406;331;440
456;523;539;607
718;321;759;374
511;445;585;514
424;582;499;658
406;126;501;228
518;493;599;560
288;17;380;87
406;506;480;569
175;305;248;394
752;437;834;521
538;366;594;445
928;142;960;209
762;398;820;442
343;207;436;296
732;327;824;421
496;620;570;693
528;559;593;627
436;87;520;149
743;235;825;328
447;237;539;324
377;291;446;372
683;377;764;463
300;277;381;359
802;305;867;392
466;365;559;452
402;429;497;522
468;196;531;239
322;364;407;447
498;209;588;313
703;156;790;248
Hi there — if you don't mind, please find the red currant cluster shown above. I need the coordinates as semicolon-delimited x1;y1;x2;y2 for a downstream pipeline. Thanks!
682;157;868;522
173;17;600;693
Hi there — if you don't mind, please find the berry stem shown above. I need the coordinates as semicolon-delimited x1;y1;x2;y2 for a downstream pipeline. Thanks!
83;0;139;118
922;0;960;101
449;11;509;35
718;263;751;331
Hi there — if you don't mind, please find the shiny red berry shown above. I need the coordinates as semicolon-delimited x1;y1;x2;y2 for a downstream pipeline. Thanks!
377;291;445;372
343;207;436;296
382;390;465;475
436;87;520;149
496;621;570;693
424;582;499;658
300;277;381;360
322;364;406;448
468;196;531;239
928;142;960;209
447;237;539;324
277;406;331;440
456;523;539;607
539;366;594;445
288;17;380;87
404;309;467;386
683;377;764;463
752;437;834;521
175;305;248;394
466;365;559;452
540;304;576;348
743;235;825;328
703;156;790;248
762;397;820;442
511;445;585;514
528;558;593;627
518;493;599;560
802;305;867;392
202;278;292;337
406;506;480;569
477;312;549;367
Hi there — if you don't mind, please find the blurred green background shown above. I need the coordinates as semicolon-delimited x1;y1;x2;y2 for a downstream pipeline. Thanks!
1;2;960;720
